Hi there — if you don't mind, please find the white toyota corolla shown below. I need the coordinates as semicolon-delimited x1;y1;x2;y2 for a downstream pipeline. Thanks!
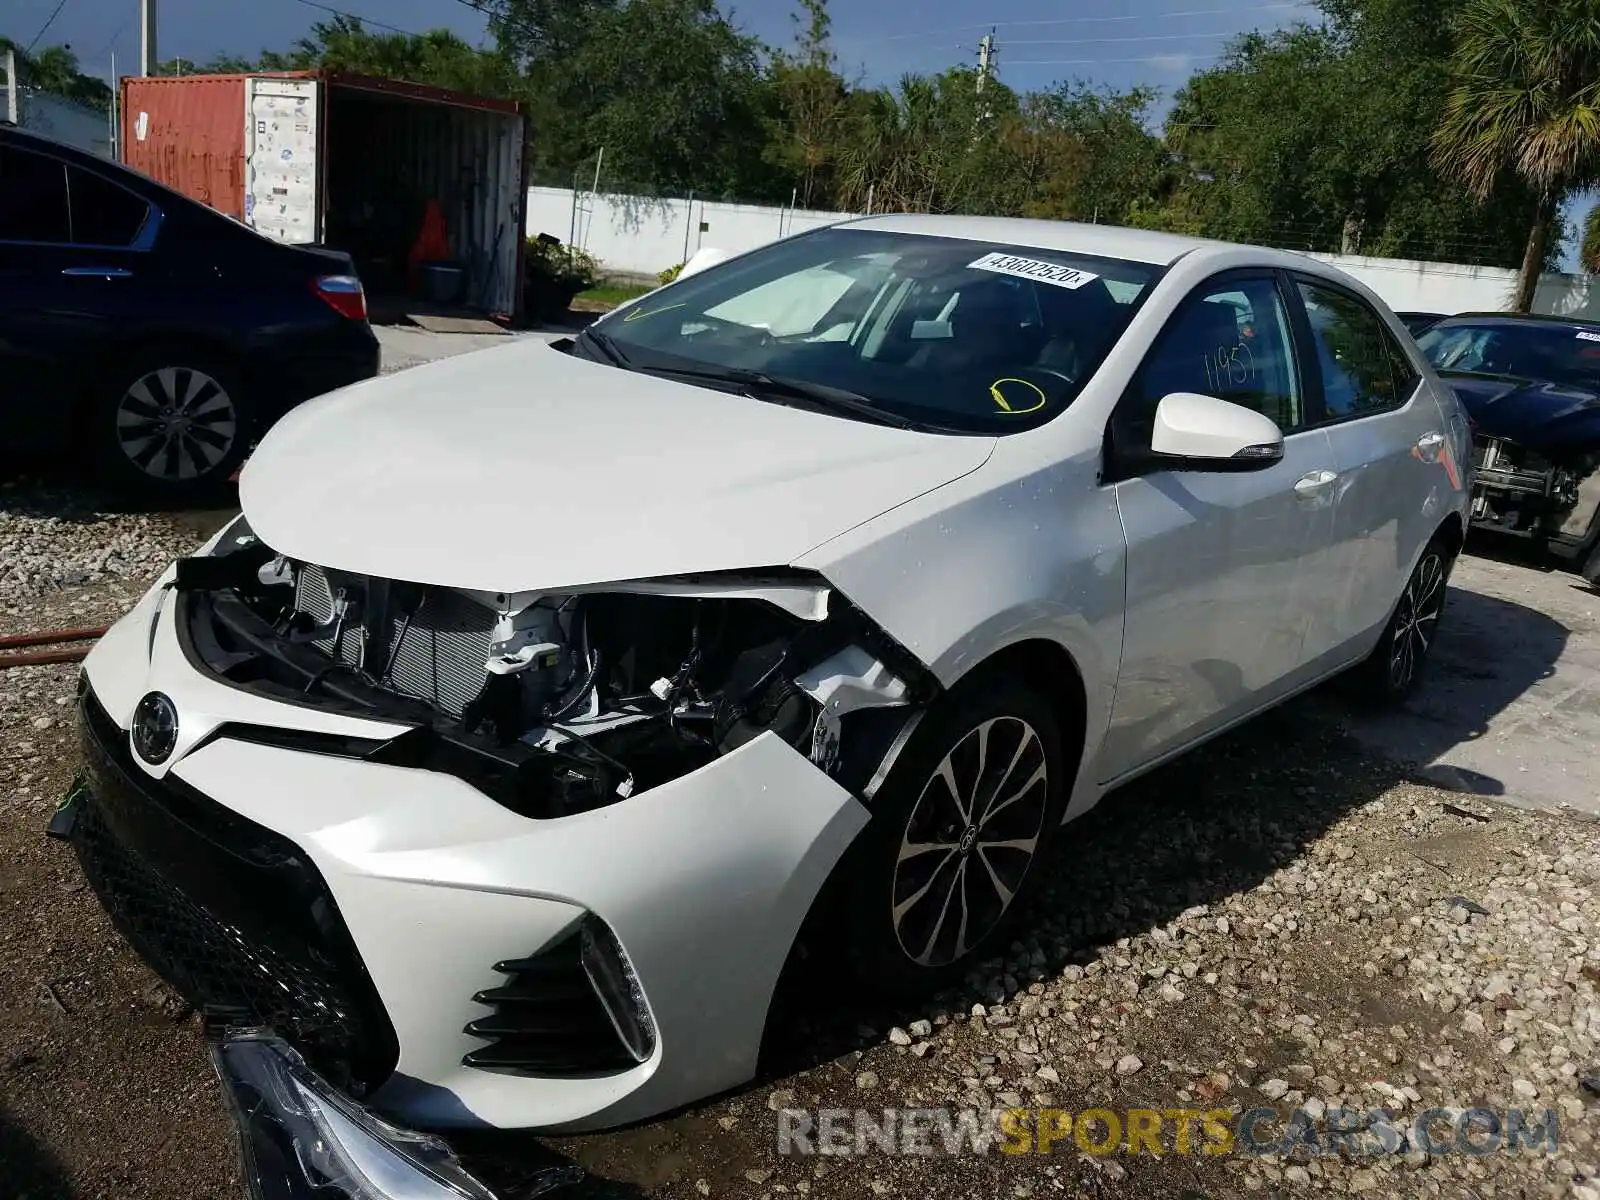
63;215;1470;1173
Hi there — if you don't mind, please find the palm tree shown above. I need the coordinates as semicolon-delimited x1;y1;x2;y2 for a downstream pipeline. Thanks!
1583;200;1600;274
1431;0;1600;311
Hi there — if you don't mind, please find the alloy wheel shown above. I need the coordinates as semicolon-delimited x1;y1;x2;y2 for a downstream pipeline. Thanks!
891;716;1050;968
1389;550;1447;692
115;366;239;481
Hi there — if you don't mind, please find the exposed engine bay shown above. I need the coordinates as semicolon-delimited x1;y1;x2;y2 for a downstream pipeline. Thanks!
1469;434;1600;547
172;519;937;819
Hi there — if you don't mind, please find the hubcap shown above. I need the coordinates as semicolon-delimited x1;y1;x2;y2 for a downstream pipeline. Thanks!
1390;551;1447;691
116;367;238;481
892;716;1050;968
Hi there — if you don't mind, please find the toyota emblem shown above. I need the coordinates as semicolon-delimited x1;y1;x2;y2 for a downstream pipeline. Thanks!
131;692;179;765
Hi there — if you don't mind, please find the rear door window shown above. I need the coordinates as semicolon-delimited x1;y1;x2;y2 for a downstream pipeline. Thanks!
1296;280;1406;419
67;165;151;246
0;146;71;243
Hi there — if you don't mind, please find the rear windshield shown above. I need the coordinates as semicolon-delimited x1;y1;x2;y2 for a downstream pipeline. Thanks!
599;227;1161;434
1416;320;1600;390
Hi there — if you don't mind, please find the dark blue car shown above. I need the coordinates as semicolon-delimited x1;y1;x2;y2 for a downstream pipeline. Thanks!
0;123;379;499
1415;312;1600;579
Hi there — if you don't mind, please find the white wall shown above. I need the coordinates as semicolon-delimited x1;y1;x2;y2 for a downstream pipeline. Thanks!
1304;252;1599;322
526;185;1599;319
524;186;856;280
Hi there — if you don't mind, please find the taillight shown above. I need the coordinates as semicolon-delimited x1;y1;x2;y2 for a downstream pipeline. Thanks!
312;274;368;321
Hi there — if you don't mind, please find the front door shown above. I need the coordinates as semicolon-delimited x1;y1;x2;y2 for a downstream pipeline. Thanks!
1097;271;1338;781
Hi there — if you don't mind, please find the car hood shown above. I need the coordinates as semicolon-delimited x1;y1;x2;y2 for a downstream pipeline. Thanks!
239;338;995;594
1443;370;1600;456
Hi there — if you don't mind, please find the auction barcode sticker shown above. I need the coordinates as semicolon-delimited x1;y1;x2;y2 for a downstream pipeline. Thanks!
968;253;1099;290
1575;331;1600;342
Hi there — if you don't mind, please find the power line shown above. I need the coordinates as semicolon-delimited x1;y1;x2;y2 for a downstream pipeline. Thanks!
25;0;71;53
291;0;426;38
1005;31;1243;46
859;3;1311;44
1004;53;1229;66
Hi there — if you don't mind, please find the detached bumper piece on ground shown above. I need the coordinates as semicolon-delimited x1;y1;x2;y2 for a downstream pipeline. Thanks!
209;1031;580;1200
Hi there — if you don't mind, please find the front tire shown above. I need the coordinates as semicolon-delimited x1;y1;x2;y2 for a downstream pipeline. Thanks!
839;677;1068;998
91;351;251;501
1348;536;1454;706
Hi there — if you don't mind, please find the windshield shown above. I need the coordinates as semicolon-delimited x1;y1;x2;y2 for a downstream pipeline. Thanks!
1416;320;1600;390
594;228;1161;434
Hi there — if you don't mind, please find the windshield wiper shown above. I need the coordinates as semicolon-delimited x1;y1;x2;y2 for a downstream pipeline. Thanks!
577;323;631;367
637;363;926;430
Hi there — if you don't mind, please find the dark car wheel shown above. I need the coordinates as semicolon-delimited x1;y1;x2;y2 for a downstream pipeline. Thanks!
1347;535;1455;707
838;676;1068;998
93;352;251;500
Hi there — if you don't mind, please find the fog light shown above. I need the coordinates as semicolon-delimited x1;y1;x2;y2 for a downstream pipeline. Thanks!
579;915;655;1064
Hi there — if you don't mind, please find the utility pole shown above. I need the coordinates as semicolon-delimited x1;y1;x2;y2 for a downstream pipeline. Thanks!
110;51;119;158
976;30;996;93
4;48;17;126
139;0;158;77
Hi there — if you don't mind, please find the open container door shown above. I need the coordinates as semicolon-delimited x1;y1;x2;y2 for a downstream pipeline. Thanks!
243;76;324;245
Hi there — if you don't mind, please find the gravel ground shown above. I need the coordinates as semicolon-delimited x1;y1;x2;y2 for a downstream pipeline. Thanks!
3;465;1599;1200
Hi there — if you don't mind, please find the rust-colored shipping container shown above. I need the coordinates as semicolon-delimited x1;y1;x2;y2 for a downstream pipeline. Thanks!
121;74;251;219
119;70;527;318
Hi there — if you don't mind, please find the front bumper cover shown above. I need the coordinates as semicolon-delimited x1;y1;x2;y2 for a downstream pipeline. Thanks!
73;576;873;1131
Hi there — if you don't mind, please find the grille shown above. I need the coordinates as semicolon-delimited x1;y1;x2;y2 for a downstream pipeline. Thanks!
294;564;494;716
71;689;399;1093
462;926;639;1077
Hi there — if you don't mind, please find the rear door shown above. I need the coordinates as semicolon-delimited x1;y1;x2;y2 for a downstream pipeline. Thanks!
0;141;159;446
1289;274;1452;656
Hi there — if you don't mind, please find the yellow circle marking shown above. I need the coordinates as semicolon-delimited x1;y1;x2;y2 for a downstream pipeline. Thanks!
622;301;686;323
989;377;1048;415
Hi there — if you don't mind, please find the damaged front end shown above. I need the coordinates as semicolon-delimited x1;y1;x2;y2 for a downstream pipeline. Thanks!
172;518;938;820
1469;434;1600;548
1448;372;1600;555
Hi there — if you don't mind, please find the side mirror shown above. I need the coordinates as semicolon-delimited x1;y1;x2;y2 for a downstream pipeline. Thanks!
1149;392;1284;470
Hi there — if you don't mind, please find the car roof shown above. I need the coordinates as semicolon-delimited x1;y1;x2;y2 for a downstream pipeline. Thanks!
1431;311;1600;330
834;212;1321;270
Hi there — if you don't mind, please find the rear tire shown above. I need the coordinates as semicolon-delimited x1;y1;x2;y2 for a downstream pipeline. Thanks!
1346;535;1455;707
837;676;1068;999
90;350;251;502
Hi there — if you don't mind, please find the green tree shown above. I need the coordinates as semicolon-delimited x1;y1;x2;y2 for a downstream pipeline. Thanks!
1157;0;1540;267
0;39;112;111
560;0;774;196
1431;0;1600;310
1582;201;1600;273
763;0;849;207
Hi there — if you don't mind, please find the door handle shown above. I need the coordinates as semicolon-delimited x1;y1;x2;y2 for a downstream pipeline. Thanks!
61;266;132;278
1415;431;1445;462
1293;469;1339;499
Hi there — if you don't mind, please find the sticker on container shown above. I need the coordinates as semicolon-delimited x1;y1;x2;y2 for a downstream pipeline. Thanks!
1576;331;1600;342
968;252;1098;290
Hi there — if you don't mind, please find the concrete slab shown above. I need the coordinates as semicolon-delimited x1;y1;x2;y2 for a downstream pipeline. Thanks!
1332;548;1600;814
375;324;563;375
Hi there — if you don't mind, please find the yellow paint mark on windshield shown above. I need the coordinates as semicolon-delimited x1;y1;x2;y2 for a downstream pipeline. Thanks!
990;377;1048;415
622;301;687;323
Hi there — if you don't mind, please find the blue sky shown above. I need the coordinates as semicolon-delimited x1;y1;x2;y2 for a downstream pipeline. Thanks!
10;0;1594;266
